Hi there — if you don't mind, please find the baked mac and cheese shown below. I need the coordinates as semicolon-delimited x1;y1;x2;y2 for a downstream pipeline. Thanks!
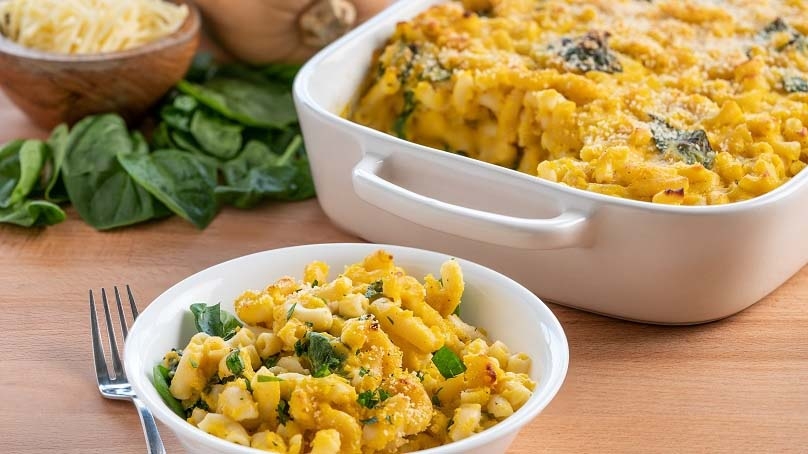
154;250;536;452
349;0;808;205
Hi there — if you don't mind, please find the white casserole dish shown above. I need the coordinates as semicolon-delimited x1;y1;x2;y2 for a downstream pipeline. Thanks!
293;0;808;324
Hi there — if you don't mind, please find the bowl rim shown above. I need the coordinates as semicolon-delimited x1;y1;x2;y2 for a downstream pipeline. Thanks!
293;0;808;217
0;0;200;62
124;242;570;454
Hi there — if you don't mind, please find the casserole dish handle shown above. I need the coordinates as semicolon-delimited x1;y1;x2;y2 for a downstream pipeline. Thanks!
352;153;590;250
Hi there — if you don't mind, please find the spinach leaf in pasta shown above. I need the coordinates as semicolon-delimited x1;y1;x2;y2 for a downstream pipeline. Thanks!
152;364;185;418
649;115;716;169
190;303;242;340
431;346;466;379
784;76;808;93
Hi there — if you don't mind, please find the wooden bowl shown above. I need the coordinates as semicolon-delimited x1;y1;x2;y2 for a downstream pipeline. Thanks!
0;0;201;129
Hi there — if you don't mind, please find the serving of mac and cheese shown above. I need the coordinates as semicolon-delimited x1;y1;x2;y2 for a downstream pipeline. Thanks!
348;0;808;205
154;250;536;452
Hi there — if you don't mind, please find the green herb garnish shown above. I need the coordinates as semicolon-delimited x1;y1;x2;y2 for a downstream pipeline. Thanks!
257;375;284;383
286;302;297;321
225;349;244;375
357;387;391;409
432;346;466;379
264;355;280;368
276;399;293;425
360;416;379;425
308;332;343;377
364;280;385;302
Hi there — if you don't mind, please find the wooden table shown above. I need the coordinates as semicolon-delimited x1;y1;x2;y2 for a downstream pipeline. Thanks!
1;91;807;454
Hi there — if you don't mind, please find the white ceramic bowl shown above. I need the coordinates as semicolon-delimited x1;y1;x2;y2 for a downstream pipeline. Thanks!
125;243;569;454
293;0;808;324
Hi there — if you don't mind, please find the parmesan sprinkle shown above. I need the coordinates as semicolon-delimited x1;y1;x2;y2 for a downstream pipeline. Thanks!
0;0;189;54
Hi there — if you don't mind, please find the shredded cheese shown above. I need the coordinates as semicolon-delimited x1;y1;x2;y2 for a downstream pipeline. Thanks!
0;0;189;54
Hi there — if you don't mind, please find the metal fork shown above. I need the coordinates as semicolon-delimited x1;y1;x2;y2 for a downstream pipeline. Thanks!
90;286;166;454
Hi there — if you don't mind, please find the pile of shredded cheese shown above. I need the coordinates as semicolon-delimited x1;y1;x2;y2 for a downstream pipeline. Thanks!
0;0;189;54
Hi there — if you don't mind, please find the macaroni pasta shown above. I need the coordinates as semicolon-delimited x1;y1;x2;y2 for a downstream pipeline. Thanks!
159;250;536;452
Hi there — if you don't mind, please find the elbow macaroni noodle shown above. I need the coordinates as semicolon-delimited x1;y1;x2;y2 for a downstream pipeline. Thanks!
348;0;808;205
160;250;536;452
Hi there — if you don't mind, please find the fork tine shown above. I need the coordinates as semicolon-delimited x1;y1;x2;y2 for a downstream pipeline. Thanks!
126;285;140;320
89;290;109;383
114;287;129;339
101;288;125;380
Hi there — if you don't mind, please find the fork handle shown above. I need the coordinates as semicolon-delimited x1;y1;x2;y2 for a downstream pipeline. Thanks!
132;397;167;454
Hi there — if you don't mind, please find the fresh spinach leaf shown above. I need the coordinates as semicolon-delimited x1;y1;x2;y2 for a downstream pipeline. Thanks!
216;135;314;208
178;77;298;129
259;64;302;85
131;131;149;155
60;114;159;230
118;150;218;229
173;94;199;112
65;168;159;230
0;200;66;227
61;114;134;175
190;108;244;160
152;364;185;417
6;140;47;207
215;165;299;208
185;52;216;83
221;140;279;184
151;122;178;150
0;139;42;208
189;302;242;340
44;124;69;203
161;106;193;132
432;346;466;379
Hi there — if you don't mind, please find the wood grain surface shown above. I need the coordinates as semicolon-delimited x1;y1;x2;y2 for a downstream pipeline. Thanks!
1;91;807;453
